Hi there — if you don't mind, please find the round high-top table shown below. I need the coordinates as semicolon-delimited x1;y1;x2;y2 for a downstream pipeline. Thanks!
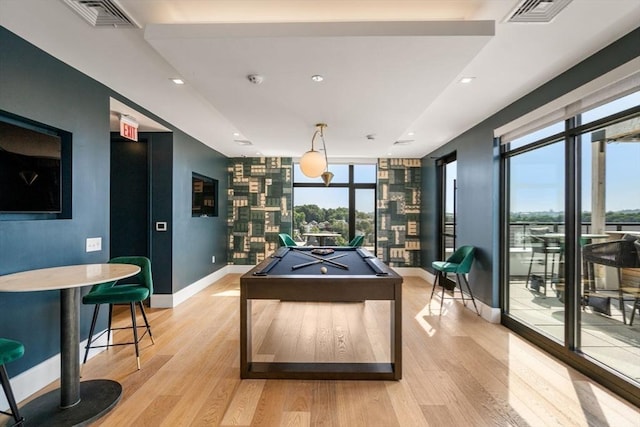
0;263;140;426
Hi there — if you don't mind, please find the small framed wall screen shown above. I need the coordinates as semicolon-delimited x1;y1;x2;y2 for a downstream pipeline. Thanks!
192;172;218;217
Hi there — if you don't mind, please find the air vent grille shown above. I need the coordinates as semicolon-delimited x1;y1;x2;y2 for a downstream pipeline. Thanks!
507;0;572;23
61;0;140;28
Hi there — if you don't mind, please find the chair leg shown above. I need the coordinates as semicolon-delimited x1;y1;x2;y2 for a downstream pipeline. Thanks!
455;274;467;307
129;302;141;370
83;304;100;364
543;252;549;296
526;251;535;288
629;298;639;326
137;301;155;345
461;274;480;316
107;304;114;344
429;272;440;302
619;289;627;325
0;364;24;426
439;275;446;316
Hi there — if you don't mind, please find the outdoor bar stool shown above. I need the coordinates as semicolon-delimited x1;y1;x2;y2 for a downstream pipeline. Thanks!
0;338;25;426
525;227;562;296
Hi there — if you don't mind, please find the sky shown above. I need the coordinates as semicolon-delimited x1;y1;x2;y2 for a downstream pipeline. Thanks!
293;163;376;212
510;91;640;213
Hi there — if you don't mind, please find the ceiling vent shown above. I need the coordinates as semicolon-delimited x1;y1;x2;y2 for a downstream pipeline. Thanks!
393;140;413;146
61;0;140;28
507;0;572;23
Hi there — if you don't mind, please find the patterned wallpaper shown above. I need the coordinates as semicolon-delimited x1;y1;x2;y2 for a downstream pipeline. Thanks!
376;158;422;267
227;157;292;265
227;157;421;268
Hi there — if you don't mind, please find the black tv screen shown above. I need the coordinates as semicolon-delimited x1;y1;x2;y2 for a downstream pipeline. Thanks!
0;119;62;213
192;172;218;217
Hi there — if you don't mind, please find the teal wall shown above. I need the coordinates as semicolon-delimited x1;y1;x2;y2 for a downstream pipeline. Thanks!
0;26;112;373
172;131;228;291
0;26;229;375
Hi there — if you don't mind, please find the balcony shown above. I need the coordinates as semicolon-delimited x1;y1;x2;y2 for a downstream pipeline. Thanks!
505;222;640;383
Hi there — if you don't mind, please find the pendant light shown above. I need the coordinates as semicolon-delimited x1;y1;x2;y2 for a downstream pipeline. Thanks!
299;123;333;186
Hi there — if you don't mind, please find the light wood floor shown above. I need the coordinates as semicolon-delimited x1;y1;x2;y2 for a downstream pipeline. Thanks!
15;275;640;426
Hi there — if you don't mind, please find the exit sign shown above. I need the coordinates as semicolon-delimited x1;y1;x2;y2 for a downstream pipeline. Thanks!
119;115;139;141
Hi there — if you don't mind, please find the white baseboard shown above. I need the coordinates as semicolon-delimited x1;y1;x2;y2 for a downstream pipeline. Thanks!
150;265;245;308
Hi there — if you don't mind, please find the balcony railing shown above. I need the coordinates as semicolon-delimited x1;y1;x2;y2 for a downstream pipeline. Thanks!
507;222;640;249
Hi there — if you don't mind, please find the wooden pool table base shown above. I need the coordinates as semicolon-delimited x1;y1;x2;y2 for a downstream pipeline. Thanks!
243;362;398;380
240;247;403;381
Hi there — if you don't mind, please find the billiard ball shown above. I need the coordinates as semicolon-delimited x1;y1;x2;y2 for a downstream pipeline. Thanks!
320;266;328;274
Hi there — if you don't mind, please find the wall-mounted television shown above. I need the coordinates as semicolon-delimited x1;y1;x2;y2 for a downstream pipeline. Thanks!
0;116;63;213
192;172;218;217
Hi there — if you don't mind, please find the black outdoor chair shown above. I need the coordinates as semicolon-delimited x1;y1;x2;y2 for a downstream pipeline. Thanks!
583;235;640;324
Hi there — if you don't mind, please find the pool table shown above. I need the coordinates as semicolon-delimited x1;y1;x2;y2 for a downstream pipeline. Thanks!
240;246;403;380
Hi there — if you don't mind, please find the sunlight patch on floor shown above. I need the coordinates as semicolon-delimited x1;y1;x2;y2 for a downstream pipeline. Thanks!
211;289;240;297
414;305;438;337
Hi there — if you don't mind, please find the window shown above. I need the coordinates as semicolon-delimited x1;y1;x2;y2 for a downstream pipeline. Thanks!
501;86;640;389
293;163;376;248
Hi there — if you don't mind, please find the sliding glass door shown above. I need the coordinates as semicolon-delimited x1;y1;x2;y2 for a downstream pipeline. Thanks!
502;89;640;393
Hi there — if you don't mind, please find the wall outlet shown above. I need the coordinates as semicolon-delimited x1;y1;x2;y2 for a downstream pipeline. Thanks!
86;237;102;252
211;256;216;264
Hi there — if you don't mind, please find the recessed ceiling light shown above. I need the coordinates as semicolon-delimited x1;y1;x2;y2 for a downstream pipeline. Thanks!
233;132;240;137
171;78;185;85
407;132;415;136
311;75;324;82
459;77;475;84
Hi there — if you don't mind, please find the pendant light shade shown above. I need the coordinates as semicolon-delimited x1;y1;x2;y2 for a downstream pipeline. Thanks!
299;149;326;178
299;123;333;185
321;171;334;186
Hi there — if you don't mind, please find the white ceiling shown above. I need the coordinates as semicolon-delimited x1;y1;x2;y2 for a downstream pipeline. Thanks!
1;0;639;159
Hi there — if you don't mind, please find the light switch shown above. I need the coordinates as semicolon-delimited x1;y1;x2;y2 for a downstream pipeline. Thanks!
86;237;102;252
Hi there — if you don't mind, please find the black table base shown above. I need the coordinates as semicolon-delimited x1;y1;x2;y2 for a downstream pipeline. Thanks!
4;380;121;427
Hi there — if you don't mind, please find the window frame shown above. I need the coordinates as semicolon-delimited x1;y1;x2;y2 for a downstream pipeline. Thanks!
293;163;377;245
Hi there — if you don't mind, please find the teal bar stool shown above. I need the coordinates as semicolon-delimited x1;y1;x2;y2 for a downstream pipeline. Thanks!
348;235;364;247
278;233;297;247
83;256;154;370
0;338;24;426
429;245;480;316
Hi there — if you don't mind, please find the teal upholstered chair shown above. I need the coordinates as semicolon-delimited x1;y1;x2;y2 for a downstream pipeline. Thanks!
348;235;364;247
83;256;154;370
0;338;24;426
278;233;297;247
429;245;480;315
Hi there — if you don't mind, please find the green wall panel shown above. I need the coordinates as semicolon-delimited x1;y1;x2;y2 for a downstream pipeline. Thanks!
228;157;293;265
377;158;422;267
